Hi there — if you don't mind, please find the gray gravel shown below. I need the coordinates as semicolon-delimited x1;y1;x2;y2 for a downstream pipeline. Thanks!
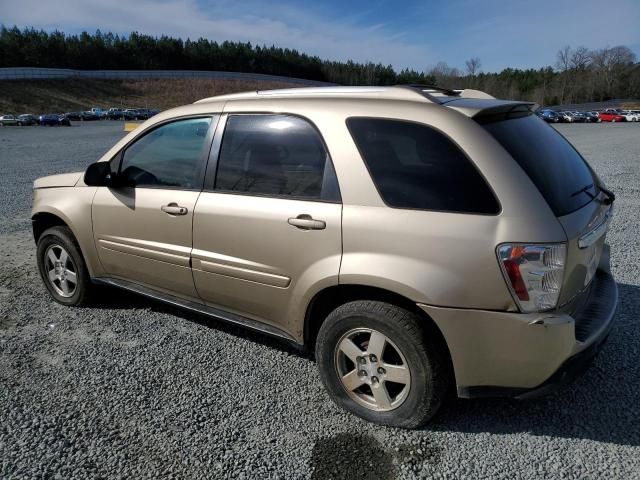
1;122;639;479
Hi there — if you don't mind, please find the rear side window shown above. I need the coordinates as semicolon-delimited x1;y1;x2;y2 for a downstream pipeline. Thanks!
346;118;499;214
215;115;340;202
480;114;597;217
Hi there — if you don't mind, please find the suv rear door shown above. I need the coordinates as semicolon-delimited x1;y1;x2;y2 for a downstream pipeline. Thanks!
191;113;342;338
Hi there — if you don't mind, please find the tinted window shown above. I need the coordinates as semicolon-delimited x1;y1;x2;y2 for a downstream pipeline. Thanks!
119;117;212;188
347;118;499;214
480;114;597;216
215;115;340;201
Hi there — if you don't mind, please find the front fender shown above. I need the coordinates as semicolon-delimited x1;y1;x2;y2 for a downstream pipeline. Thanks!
32;186;103;277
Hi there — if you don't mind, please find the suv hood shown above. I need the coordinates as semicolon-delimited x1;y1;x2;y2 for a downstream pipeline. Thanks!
33;172;83;189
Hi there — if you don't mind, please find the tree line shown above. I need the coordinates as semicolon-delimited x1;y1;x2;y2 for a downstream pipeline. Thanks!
431;46;638;105
0;26;432;86
1;26;638;105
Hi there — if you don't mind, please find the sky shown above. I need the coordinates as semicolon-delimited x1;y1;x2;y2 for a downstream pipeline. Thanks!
1;0;639;72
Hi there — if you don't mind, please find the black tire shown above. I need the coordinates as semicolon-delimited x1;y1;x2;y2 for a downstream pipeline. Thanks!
36;226;93;306
316;300;449;428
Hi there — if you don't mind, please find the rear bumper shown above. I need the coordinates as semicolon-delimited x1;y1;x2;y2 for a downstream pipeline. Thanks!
418;249;618;398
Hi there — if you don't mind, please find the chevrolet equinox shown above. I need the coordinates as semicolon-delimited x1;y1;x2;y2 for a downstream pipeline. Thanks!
32;86;618;427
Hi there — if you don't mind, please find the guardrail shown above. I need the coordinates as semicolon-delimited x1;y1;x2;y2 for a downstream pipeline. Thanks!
0;67;333;86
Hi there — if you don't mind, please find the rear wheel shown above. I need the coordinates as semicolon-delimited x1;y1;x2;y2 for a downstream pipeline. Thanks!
37;226;93;306
316;300;449;428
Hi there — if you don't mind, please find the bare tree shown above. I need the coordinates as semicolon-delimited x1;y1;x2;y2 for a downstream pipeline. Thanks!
556;45;572;103
556;45;571;71
568;46;591;101
590;46;637;99
570;46;591;70
428;61;461;87
465;57;481;76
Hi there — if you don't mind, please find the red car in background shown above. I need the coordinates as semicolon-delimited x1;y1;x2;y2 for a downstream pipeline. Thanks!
598;110;626;122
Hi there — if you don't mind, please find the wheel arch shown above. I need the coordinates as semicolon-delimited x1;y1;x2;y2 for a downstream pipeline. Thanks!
32;211;71;243
304;284;455;381
31;209;101;278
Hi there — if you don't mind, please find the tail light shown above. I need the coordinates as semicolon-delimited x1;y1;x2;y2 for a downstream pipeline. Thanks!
497;243;566;313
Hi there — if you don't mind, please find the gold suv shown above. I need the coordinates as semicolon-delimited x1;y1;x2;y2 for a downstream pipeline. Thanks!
32;86;618;427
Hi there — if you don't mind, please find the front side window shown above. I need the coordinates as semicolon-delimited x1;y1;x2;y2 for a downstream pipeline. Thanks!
214;115;340;202
119;117;212;188
347;118;499;214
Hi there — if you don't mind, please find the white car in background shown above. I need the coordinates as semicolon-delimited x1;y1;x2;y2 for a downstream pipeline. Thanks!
558;111;573;122
620;110;639;122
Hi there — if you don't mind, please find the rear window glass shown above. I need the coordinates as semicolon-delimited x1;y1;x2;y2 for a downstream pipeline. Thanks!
480;114;597;217
347;118;499;214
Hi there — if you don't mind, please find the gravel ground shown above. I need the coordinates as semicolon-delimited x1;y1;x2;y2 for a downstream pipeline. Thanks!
1;122;639;479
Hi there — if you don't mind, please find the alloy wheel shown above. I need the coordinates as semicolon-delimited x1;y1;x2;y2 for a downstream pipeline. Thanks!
334;328;411;411
44;244;78;298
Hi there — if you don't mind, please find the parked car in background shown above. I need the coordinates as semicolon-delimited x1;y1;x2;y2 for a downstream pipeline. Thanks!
106;108;125;120
584;111;601;123
39;114;71;127
17;114;38;126
557;111;573;123
81;111;100;121
123;109;141;120
598;110;626;122
136;109;152;120
620;110;639;122
65;112;83;121
90;107;104;119
0;114;19;126
538;109;560;123
31;86;618;428
569;111;586;123
135;108;159;119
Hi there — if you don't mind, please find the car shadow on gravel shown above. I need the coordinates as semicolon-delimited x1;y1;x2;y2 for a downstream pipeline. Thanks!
88;282;639;447
89;285;309;357
310;433;441;480
428;282;640;447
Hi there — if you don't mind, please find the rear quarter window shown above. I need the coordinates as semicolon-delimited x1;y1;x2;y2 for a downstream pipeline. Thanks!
480;114;597;217
346;118;499;214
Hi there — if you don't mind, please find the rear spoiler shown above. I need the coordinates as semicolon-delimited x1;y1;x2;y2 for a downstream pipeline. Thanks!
443;98;538;120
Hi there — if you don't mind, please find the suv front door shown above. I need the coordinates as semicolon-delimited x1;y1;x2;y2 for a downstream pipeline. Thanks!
192;114;342;338
92;116;216;299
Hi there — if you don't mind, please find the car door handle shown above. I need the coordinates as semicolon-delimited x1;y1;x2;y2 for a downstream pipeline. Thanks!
288;214;326;230
161;203;188;216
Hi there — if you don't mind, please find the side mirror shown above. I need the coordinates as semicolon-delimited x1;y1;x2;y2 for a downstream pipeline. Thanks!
84;162;112;186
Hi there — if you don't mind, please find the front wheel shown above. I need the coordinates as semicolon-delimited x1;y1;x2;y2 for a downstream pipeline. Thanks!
37;226;93;306
316;300;449;428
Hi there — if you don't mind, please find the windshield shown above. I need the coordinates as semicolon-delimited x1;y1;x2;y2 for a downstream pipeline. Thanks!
480;113;598;216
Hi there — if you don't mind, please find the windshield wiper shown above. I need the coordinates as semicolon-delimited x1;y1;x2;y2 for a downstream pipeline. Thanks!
570;183;595;199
